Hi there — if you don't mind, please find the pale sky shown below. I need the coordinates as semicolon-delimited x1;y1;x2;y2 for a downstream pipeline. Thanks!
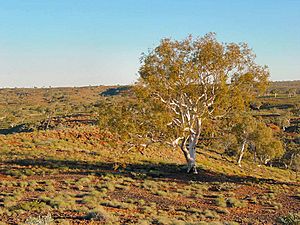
0;0;299;87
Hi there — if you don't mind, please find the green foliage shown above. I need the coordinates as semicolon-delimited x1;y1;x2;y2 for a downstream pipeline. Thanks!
252;121;285;164
39;193;76;210
277;213;300;225
228;112;284;166
231;113;257;144
292;154;300;175
214;196;227;207
226;198;246;208
83;207;113;222
98;95;172;145
137;33;269;168
13;201;49;212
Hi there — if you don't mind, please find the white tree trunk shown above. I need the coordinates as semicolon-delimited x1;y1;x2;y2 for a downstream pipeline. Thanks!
237;141;246;167
180;118;201;174
187;134;197;174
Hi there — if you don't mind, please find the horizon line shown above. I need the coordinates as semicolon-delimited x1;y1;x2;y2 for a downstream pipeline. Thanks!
1;79;299;89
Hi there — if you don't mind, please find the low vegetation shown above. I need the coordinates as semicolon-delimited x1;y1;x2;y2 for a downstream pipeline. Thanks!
0;34;299;224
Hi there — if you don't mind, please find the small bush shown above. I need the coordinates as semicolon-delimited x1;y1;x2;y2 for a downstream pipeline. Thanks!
3;196;18;208
135;219;151;225
224;222;240;225
216;208;229;214
261;200;282;209
13;201;49;212
140;206;157;214
24;213;54;225
153;190;168;196
203;209;220;219
277;213;300;225
115;183;130;190
84;207;111;221
214;196;227;207
246;196;257;204
39;193;76;210
182;207;202;214
99;182;115;191
176;188;192;197
226;198;246;208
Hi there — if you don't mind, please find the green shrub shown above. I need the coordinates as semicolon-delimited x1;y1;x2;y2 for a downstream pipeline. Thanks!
226;198;246;208
84;207;111;221
153;190;168;196
216;208;229;214
100;199;135;210
214;196;227;207
261;200;282;209
140;206;157;214
39;193;76;210
277;213;300;225
13;201;49;211
203;209;220;219
183;207;202;214
3;196;18;208
224;222;240;225
135;219;151;225
115;183;130;190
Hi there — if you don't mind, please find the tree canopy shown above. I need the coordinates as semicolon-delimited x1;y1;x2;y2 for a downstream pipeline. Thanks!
230;113;284;167
137;33;269;173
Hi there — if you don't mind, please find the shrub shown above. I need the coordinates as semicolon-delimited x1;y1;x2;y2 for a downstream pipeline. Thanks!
203;209;220;219
261;200;282;209
224;222;240;225
99;182;115;191
3;196;18;208
153;190;168;196
39;193;76;210
115;183;130;190
277;213;300;225
183;207;202;214
135;219;151;225
140;206;157;214
246;196;257;204
226;198;246;208
24;213;54;225
214;196;227;207
18;181;29;188
216;208;229;215
82;190;107;208
13;201;49;212
84;207;111;221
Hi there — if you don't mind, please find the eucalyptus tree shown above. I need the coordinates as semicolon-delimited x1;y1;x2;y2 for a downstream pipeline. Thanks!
98;95;172;149
231;114;284;167
231;113;257;167
285;141;300;168
251;122;284;165
138;33;269;173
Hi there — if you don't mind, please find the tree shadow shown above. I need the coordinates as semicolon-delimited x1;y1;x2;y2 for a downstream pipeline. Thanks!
2;158;298;186
0;123;33;135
